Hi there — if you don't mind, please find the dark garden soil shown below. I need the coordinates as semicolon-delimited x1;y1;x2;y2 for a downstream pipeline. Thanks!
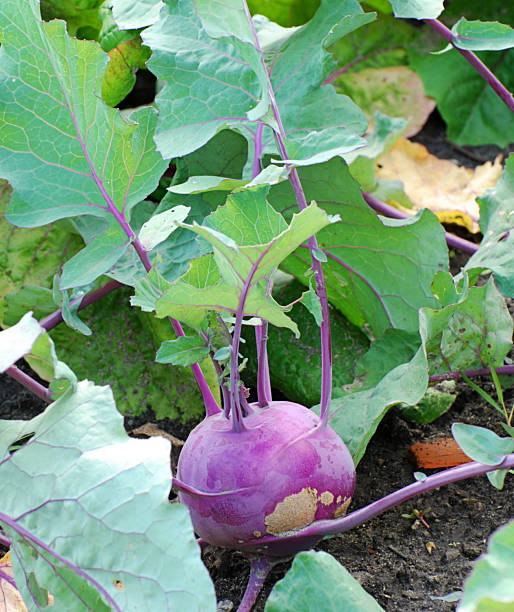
1;108;513;610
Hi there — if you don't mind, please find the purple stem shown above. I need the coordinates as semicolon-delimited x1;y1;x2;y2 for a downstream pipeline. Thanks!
5;366;52;403
430;364;514;383
252;123;273;407
240;452;514;551
39;280;122;331
0;512;122;612
0;568;17;589
362;191;479;255
425;19;514;113
229;253;269;432
237;557;273;612
243;3;332;425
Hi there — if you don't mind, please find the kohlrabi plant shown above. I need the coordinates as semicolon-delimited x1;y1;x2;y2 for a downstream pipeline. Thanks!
0;0;513;610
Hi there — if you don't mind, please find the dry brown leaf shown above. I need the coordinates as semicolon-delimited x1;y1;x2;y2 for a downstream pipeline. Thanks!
130;423;184;447
0;552;28;612
376;139;503;232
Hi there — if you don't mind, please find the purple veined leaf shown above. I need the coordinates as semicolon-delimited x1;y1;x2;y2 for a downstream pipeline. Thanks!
0;380;216;610
386;0;443;20
142;0;372;170
0;0;168;290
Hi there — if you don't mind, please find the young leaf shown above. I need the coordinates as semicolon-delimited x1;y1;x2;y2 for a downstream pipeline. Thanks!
0;380;216;610
156;335;210;366
459;519;514;611
0;312;42;372
464;155;514;297
451;18;514;52
300;283;323;326
452;423;514;466
265;550;385;611
0;0;168;288
111;0;162;29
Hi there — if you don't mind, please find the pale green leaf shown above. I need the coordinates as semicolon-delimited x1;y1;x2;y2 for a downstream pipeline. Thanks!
387;0;443;19
156;335;210;366
451;18;514;51
452;423;514;466
459;520;514;611
0;312;42;372
0;380;216;610
265;550;385;611
0;1;168;288
138;205;191;251
112;0;162;29
464;155;514;297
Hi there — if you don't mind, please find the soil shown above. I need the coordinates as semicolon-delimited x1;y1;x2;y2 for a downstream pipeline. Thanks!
1;105;513;610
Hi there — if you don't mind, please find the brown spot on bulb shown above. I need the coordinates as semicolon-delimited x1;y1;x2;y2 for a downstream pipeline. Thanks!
264;487;318;535
319;491;334;506
333;497;352;518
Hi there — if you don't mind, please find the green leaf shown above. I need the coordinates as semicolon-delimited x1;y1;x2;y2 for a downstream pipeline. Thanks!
0;380;216;610
451;18;514;51
112;0;162;29
0;312;43;372
327;341;428;464
156;335;210;366
138;205;190;251
420;276;513;376
459;519;514;611
267;159;448;337
0;1;168;288
452;423;514;466
300;283;323;326
464;155;514;297
386;0;443;19
409;48;514;147
265;550;385;611
487;468;510;490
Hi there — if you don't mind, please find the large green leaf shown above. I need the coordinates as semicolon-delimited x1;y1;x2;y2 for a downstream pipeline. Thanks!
112;0;162;29
464;155;514;297
267;158;448;337
458;520;514;611
142;0;370;168
0;0;168;288
0;380;216;610
409;48;514;147
265;550;385;611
